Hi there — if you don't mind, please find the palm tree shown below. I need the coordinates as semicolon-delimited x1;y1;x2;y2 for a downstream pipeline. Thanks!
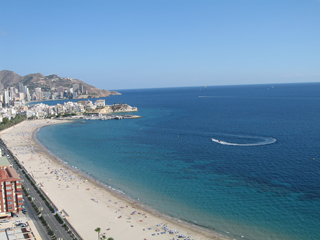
95;227;101;240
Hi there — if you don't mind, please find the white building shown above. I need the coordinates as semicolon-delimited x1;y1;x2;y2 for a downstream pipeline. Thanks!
35;88;43;100
4;91;9;107
95;99;105;107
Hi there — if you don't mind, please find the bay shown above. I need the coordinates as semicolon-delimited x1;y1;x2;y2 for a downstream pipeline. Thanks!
37;83;320;240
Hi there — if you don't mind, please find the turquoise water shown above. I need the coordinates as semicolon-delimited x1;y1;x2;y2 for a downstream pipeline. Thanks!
37;83;320;240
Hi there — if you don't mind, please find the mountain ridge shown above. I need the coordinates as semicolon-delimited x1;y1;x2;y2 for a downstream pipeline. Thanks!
0;70;120;98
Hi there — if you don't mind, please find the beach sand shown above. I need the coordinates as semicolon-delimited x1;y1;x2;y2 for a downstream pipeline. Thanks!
0;119;230;240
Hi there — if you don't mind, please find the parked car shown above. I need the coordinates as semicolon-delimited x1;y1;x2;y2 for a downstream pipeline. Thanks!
1;219;10;223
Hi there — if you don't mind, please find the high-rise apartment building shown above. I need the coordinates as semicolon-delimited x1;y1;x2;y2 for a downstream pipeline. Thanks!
18;82;24;93
34;88;43;101
0;158;23;216
58;86;64;98
9;87;16;101
73;84;79;93
4;90;9;107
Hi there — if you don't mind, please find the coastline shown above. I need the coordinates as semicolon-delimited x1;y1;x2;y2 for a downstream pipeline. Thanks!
1;119;230;240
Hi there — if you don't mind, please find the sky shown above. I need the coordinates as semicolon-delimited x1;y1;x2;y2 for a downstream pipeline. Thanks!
1;0;319;90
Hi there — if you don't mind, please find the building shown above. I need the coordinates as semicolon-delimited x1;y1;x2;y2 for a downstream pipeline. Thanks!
58;86;64;98
52;92;59;99
18;92;25;100
55;104;64;114
34;88;43;101
44;92;52;100
9;87;16;101
13;101;24;107
84;100;94;110
0;157;23;217
18;82;24;93
95;99;105;107
73;83;79;93
4;90;9;107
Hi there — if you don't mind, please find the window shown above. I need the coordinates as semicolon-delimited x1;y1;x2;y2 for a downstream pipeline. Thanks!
18;200;23;203
6;186;11;190
7;191;12;195
17;195;22;198
8;207;13;210
7;197;12;200
7;201;13;205
16;181;20;183
5;181;11;185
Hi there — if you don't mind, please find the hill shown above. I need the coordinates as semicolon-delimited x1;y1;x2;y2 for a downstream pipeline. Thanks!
0;70;120;98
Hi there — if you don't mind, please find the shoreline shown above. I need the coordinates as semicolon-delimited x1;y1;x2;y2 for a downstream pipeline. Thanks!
1;119;230;240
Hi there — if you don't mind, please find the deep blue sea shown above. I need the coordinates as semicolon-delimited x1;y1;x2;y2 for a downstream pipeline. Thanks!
37;83;320;240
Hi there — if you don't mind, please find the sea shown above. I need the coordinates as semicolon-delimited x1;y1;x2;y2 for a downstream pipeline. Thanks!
36;83;320;240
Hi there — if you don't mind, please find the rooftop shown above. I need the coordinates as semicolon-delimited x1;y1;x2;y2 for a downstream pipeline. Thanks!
6;167;20;180
0;156;11;167
0;167;20;181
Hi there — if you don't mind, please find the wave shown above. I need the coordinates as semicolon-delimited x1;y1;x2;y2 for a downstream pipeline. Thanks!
211;136;276;146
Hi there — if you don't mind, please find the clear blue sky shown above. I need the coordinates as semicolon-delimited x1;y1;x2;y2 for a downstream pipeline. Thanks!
1;0;319;90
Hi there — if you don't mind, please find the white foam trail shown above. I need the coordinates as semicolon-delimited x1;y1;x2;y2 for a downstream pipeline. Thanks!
211;137;276;146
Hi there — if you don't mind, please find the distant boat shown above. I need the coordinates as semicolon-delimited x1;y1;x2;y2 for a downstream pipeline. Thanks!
212;138;221;143
81;121;86;124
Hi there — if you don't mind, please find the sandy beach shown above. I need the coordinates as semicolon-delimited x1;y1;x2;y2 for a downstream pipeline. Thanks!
0;119;230;240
